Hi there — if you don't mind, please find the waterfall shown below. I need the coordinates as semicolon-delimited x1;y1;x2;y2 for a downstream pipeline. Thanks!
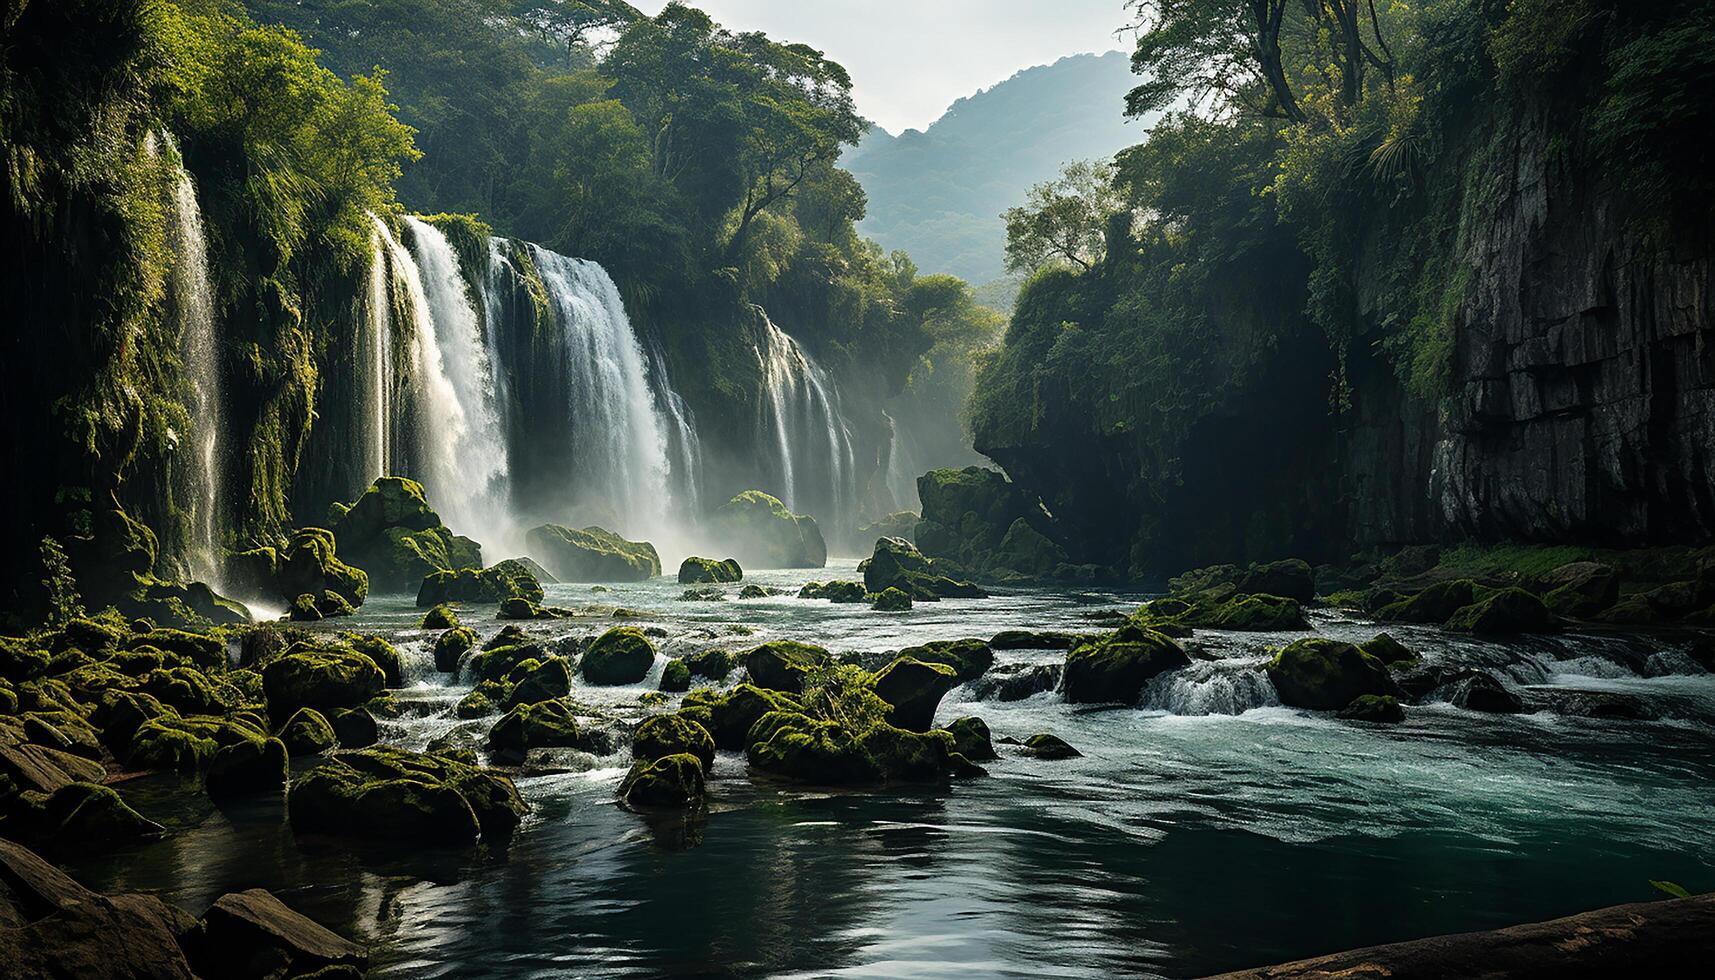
401;217;513;550
754;310;857;534
163;136;222;582
647;341;703;513
528;247;675;539
362;223;396;483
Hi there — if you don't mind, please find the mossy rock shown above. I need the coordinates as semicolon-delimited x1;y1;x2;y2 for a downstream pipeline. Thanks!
1236;559;1316;603
944;716;997;761
1375;580;1477;624
861;537;988;600
1337;695;1405;723
1021;733;1080;759
1359;633;1418;665
620;753;705;809
125;715;261;772
658;659;691;692
581;627;656;685
288;746;524;844
685;648;733;680
463;642;546;685
455;689;497;720
1445;588;1555;634
738;584;783;599
1266;638;1403;711
798;580;868;602
486;699;582;762
633;714;716;769
497;596;576;620
503;657;571;708
327;708;379;748
91;690;178;751
421;604;462;630
333;478;484;592
993;518;1069;577
872;657;958;732
416;560;544;607
871;587;913;611
743;640;830;694
317;590;356;618
1592;593;1659;625
126;628;224;669
344;634;403;688
279;708;336;756
744;712;879;784
526;524;661;581
1063;625;1190;704
287;595;322;622
898;639;995;682
712;491;827;568
261;649;385;717
36;782;165;842
678;587;727;602
689;684;802;750
276;528;368;608
140;666;233;715
205;737;289;798
433;628;477;673
1207;594;1308;631
678;557;743;584
1540;562;1620;618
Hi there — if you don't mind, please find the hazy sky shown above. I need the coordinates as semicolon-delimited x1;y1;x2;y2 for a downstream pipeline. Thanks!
631;1;1135;134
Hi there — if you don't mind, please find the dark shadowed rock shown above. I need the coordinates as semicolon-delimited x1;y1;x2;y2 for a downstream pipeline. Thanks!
1063;625;1189;704
1266;638;1403;711
189;887;368;979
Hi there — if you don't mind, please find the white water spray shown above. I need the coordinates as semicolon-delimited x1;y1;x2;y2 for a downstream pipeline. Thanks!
363;221;396;483
163;135;223;582
755;310;857;533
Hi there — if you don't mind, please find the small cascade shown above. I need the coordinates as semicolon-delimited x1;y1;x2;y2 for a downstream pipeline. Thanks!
646;341;703;513
362;221;397;483
754;310;858;534
1139;660;1281;715
528;246;675;538
163;136;223;582
401;217;513;550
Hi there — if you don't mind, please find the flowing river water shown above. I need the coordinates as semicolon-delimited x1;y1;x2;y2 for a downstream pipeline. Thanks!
59;561;1715;978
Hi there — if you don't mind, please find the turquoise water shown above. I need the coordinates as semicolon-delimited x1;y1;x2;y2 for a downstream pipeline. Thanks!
63;561;1715;977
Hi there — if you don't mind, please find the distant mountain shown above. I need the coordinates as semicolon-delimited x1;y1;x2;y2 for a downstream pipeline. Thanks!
844;51;1146;285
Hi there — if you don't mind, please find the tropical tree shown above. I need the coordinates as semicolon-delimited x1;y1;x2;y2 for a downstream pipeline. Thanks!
1002;159;1125;275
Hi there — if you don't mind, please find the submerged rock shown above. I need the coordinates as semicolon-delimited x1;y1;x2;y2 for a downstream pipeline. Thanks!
1337;694;1405;723
288;746;525;844
526;524;661;581
968;662;1062;702
738;584;784;599
713;491;827;568
204;737;289;798
581;627;656;685
1020;733;1080;759
1265;638;1402;711
990;630;1079;650
620;753;705;808
679;556;743;584
1062;625;1189;704
871;587;913;611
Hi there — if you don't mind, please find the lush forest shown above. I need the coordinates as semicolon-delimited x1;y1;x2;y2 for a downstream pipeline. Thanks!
973;0;1715;577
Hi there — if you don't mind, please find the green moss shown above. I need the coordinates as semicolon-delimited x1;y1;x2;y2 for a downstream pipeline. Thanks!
582;626;656;684
525;524;660;581
633;713;715;769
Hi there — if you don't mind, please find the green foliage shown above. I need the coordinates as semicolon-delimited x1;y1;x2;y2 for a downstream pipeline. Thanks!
1003;160;1124;276
38;537;86;627
797;663;888;734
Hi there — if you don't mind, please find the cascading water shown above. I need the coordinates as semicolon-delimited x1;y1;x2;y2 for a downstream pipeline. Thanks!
647;341;703;513
401;217;514;550
528;246;676;539
362;221;396;484
163;136;223;582
754;310;858;536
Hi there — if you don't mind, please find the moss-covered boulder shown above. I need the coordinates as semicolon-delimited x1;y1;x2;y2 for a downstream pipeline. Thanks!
205;737;289;798
861;537;988;600
685;648;734;680
1452;673;1524;713
678;557;743;584
658;659;691;692
526;524;660;581
1360;633;1418;665
798;580;868;602
993;518;1069;578
744;712;879;784
497;596;576;620
1266;638;1403;711
260;649;385;717
1021;733;1081;759
744;641;830;694
872;657;958;732
685;684;801;749
1375;580;1477;624
1206;594;1308;630
139;666;233;715
287;595;322;622
279;708;336;756
332;477;483;593
486;699;582;762
327;707;379;748
944;716;997;761
581;626;656;684
463;640;546;685
1539;562;1620;617
1236;559;1316;603
871;587;912;611
503;657;571;708
433;628;477;673
712;491;827;568
31;782;165;841
276;529;368;608
455;689;497;719
633;714;716;770
620;753;705;808
416;559;544;607
1445;588;1556;634
421;604;461;630
1063;625;1190;704
288;746;525;844
1337;694;1405;723
897;639;994;682
127;628;224;669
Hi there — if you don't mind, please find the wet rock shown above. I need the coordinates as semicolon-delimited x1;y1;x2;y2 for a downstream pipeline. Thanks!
1062;625;1190;704
327;707;378;749
871;587;913;611
943;716;997;761
332;477;483;592
633;714;715;770
798;580;868;602
1540;562;1620;617
260;649;385;717
287;594;322;622
738;584;784;599
1591;593;1659;625
1452;673;1523;713
1337;695;1405;723
581;626;656;685
861;536;988;600
969;663;1062;702
684;684;802;749
678;557;743;584
189;887;368;980
502;657;571;708
497;596;577;620
989;630;1079;650
872;657;958;732
712;491;827;568
1375;580;1477;624
658;659;691;692
288;746;525;844
897;638;994;682
421;604;461;630
278;708;336;756
1547;690;1657;721
275;528;368;609
1236;559;1316;603
204;737;289;798
1445;587;1556;634
32;782;166;841
684;648;734;680
1359;632;1418;665
744;640;831;694
1265;638;1403;711
525;523;661;581
486;699;583;762
454;688;497;719
620;753;705;808
415;559;544;607
1020;733;1080;759
433;627;477;673
464;639;546;684
1644;580;1704;617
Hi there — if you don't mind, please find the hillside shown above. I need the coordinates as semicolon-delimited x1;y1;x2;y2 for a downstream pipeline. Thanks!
844;51;1144;285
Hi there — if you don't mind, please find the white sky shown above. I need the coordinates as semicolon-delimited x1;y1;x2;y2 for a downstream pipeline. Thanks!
630;0;1135;133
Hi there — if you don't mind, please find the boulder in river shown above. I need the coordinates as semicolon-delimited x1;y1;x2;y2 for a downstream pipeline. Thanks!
1265;638;1403;711
1539;561;1620;617
679;556;743;584
1445;587;1556;634
1062;624;1190;704
416;558;544;607
503;657;572;708
278;707;336;756
1451;673;1524;713
944;716;997;761
860;537;988;600
1020;733;1080;759
871;587;913;611
743;640;830;694
713;491;827;568
331;477;484;593
872;656;958;732
288;746;525;844
433;627;477;673
260;648;385;717
620;753;706;809
633;713;716;770
581;626;657;685
526;523;661;581
486;698;584;762
1375;579;1476;624
275;528;368;609
1359;632;1418;665
188;887;368;980
897;638;994;681
683;684;802;749
1337;694;1405;723
421;603;461;629
204;737;289;798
